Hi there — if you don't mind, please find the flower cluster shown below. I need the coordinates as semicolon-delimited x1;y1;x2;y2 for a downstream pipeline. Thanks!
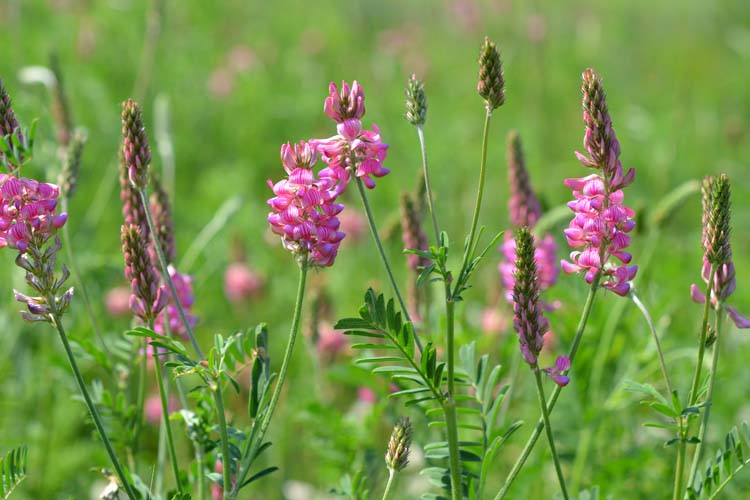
561;69;637;296
477;37;505;111
267;141;345;267
512;227;570;387
498;131;559;305
121;99;151;190
315;81;390;190
268;81;391;266
690;175;749;328
0;175;68;253
0;85;72;323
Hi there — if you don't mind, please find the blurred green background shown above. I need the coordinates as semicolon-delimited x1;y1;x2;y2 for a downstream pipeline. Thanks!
1;0;750;498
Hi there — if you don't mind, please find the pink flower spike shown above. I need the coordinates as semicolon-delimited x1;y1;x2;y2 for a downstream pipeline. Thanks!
563;70;637;295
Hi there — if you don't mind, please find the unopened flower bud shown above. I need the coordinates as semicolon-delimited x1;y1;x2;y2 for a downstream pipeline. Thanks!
704;174;731;266
405;75;427;126
477;37;505;111
385;417;412;472
121;99;151;189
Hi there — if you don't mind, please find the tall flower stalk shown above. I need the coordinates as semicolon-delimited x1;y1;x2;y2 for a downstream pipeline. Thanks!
683;174;745;492
497;68;636;498
512;227;570;498
315;81;422;350
0;83;137;499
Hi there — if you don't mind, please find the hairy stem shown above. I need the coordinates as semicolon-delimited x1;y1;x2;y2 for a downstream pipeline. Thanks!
687;304;724;488
416;125;440;244
214;383;232;500
52;315;138;500
381;469;397;500
133;337;148;467
232;263;308;496
444;298;463;500
687;265;716;406
533;368;570;500
673;425;687;500
355;177;422;352
196;445;206;500
494;275;600;499
150;318;183;493
459;109;492;273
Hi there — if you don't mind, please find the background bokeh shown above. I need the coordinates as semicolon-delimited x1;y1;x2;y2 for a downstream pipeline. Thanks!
1;0;749;498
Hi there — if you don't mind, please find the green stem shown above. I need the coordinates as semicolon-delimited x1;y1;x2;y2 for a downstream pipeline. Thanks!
416;125;440;244
51;315;138;500
152;322;183;493
459;109;492;273
133;337;148;467
140;188;204;359
571;232;661;490
673;426;687;500
630;290;674;395
494;275;600;500
687;265;716;406
213;383;232;500
232;264;308;496
61;198;111;358
381;469;397;500
687;304;724;488
707;459;750;500
570;296;627;489
355;177;422;352
196;445;206;500
444;298;462;500
533;368;570;500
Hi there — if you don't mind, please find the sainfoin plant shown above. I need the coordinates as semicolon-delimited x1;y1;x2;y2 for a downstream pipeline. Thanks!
2;29;750;500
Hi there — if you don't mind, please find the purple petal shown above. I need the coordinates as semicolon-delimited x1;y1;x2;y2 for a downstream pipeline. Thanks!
690;284;706;304
726;305;750;329
548;373;570;387
553;355;570;372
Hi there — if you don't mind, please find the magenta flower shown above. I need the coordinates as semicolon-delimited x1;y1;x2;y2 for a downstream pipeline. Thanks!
155;265;199;339
315;81;390;190
267;140;345;267
543;355;571;387
0;174;67;253
561;69;637;296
